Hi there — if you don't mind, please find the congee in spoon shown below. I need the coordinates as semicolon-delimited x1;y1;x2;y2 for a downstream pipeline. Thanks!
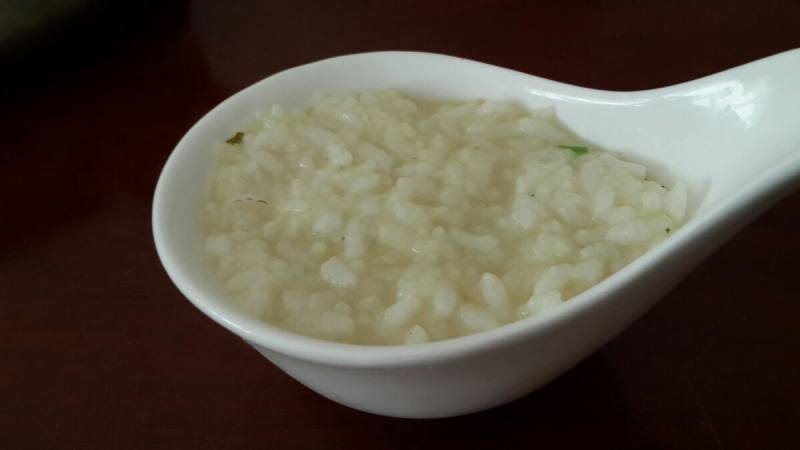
203;90;687;345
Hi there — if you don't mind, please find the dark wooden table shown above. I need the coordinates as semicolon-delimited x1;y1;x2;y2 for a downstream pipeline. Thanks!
3;1;799;448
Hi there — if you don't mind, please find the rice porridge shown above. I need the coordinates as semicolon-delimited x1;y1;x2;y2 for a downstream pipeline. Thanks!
203;91;687;345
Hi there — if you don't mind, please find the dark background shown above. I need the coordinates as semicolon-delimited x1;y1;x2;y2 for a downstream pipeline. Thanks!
2;1;799;448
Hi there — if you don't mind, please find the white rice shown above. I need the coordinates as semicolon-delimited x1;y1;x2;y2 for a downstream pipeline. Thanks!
204;90;687;345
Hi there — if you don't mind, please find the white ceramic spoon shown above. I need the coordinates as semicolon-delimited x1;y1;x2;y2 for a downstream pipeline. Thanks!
153;50;800;418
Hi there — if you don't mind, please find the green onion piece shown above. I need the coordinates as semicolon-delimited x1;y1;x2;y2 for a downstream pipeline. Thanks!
226;131;244;144
558;144;589;155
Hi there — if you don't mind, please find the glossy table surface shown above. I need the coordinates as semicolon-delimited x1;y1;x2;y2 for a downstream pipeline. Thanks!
2;1;799;448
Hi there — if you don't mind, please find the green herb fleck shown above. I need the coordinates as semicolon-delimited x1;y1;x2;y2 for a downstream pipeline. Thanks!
226;131;244;144
666;228;671;233
529;193;535;197
558;144;589;156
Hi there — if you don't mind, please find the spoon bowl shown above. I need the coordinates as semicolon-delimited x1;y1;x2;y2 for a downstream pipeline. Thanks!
153;50;800;418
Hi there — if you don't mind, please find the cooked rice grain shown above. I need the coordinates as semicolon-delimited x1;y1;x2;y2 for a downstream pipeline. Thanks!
204;91;687;345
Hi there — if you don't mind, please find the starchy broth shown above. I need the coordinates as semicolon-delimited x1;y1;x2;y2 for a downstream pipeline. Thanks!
204;91;687;345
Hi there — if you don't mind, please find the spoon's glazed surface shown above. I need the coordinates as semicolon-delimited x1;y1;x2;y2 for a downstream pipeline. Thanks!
154;49;800;417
